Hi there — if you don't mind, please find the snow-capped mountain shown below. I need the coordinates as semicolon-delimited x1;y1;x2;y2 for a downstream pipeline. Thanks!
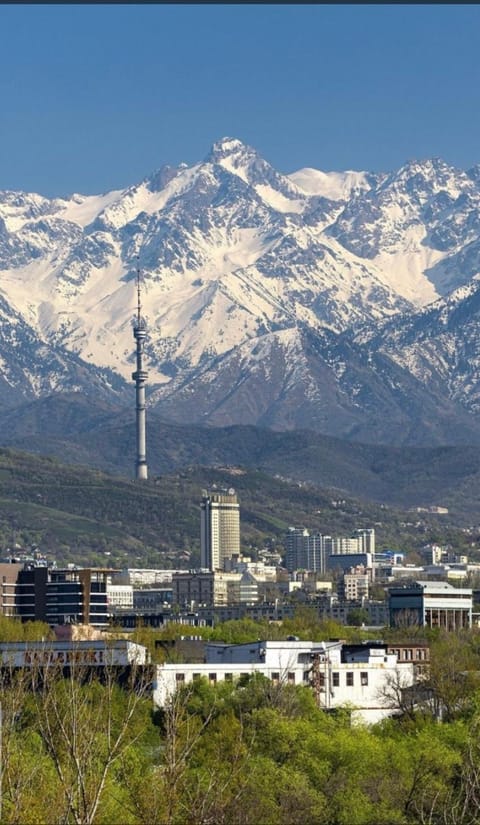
2;137;480;444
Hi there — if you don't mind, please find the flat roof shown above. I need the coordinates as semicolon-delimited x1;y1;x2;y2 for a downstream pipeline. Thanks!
390;580;472;595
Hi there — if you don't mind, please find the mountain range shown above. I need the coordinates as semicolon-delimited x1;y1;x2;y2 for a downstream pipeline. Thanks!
2;137;480;444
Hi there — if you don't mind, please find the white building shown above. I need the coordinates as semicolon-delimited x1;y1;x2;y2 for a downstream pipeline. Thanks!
106;584;134;609
0;640;149;668
112;569;184;587
153;639;416;724
326;528;375;557
201;489;240;571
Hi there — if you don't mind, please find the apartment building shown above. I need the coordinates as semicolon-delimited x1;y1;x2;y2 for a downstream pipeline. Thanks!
285;528;326;573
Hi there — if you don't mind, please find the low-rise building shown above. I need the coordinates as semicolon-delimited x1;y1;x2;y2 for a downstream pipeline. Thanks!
132;587;173;611
0;638;149;673
153;639;418;725
389;581;473;629
172;568;275;608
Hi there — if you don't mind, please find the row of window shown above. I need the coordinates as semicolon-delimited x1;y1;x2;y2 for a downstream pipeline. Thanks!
389;648;428;661
174;670;370;687
329;672;368;687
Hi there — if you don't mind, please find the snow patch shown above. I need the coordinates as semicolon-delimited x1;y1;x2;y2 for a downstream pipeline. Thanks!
254;184;304;213
288;168;371;200
59;190;126;227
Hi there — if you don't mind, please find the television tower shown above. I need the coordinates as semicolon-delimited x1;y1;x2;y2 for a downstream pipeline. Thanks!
132;260;148;480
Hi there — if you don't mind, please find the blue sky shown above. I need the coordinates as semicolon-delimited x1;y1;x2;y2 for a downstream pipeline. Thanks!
1;4;480;197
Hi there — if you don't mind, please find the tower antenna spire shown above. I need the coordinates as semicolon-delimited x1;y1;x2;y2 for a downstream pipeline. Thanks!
132;257;148;481
136;255;142;327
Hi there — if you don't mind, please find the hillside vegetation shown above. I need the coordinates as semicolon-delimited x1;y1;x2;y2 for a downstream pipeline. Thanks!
2;394;480;522
0;447;476;569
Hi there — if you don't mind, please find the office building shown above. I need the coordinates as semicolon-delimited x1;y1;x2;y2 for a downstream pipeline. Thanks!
1;564;111;627
172;569;261;608
389;581;473;630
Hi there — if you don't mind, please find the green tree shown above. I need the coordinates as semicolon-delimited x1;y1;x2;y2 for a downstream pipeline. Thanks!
346;607;369;627
29;655;153;825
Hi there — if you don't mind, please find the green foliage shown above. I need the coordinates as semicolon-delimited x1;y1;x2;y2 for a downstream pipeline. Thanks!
0;615;53;642
346;607;370;626
0;447;474;568
3;654;480;824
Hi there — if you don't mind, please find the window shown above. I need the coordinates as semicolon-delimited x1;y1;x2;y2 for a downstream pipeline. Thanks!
346;672;354;687
360;672;368;686
332;672;339;687
224;672;233;681
193;673;201;681
287;672;295;684
209;673;217;685
175;673;185;683
271;672;280;684
319;673;325;687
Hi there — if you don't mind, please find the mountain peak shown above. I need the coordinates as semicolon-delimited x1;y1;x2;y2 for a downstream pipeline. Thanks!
208;137;250;161
146;164;181;193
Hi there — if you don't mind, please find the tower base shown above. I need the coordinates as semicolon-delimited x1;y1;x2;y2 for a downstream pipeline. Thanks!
135;462;148;481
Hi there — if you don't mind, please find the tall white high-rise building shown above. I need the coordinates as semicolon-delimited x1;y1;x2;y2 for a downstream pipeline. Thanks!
325;529;376;557
200;488;240;571
353;529;375;555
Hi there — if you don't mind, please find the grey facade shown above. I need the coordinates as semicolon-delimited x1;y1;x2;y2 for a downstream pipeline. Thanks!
285;528;326;573
389;581;473;630
132;267;148;481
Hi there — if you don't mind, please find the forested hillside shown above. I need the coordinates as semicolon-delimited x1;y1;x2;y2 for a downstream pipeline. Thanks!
0;448;476;568
3;394;480;521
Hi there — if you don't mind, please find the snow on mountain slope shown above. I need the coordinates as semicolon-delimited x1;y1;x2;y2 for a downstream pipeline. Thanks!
361;276;480;416
329;157;480;305
59;190;126;228
288;168;374;200
2;137;480;442
0;138;412;385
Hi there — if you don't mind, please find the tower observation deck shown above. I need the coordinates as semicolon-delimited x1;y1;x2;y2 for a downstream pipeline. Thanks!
132;264;148;480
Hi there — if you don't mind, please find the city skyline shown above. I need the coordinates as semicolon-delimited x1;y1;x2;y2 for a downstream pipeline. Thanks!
1;5;480;196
